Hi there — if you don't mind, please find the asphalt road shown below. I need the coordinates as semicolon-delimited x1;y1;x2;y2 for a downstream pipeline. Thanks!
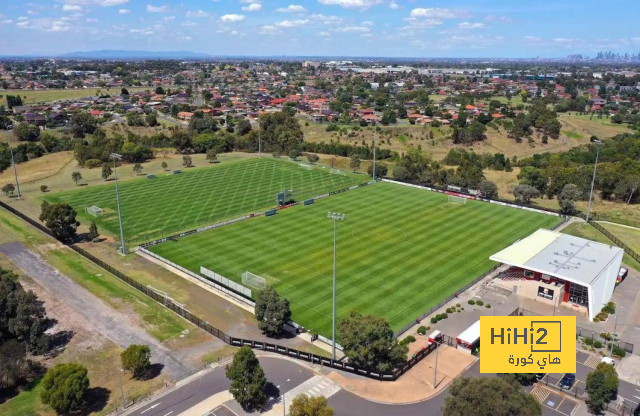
127;357;570;416
128;357;314;416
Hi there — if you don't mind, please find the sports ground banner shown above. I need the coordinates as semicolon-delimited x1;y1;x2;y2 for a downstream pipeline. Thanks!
480;316;576;373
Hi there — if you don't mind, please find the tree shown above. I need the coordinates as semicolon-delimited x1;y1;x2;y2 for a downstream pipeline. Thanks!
254;285;292;337
121;344;152;380
339;311;407;371
182;155;193;167
101;163;112;180
206;149;218;163
69;112;98;138
478;180;499;199
41;363;90;415
289;394;334;416
443;376;541;416
235;119;252;136
133;163;143;175
2;183;15;196
145;113;158;127
88;221;99;241
39;203;80;242
14;122;41;142
40;185;48;193
367;163;388;178
71;171;82;186
306;154;320;164
161;161;168;171
349;154;361;172
289;148;300;161
225;346;268;412
513;184;540;204
121;87;129;96
586;362;619;414
558;183;582;215
498;373;537;386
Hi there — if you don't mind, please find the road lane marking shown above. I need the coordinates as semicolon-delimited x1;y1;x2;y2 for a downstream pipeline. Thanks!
141;403;161;413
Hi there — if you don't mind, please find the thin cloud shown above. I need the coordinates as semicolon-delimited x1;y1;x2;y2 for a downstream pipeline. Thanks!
220;14;245;22
276;5;307;13
241;3;262;11
147;5;170;13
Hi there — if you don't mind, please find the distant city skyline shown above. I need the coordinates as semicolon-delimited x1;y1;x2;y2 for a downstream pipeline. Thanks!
0;0;638;58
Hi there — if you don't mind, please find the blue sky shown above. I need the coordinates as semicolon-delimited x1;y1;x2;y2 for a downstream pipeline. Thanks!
0;0;638;57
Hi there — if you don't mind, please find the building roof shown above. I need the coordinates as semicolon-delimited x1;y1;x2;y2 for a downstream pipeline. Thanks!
490;229;623;287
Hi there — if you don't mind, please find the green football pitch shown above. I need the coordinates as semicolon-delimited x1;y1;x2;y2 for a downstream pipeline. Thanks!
45;158;364;243
149;182;563;337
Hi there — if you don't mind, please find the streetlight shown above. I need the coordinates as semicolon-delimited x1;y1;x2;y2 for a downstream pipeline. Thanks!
118;368;126;413
7;135;21;199
609;307;622;358
110;153;126;255
277;378;291;416
585;138;602;223
433;339;442;388
327;211;346;360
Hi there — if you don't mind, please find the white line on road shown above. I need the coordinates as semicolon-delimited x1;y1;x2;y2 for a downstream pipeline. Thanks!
163;412;173;416
141;403;161;413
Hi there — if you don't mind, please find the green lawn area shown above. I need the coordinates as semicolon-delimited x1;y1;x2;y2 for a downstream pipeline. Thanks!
561;222;640;272
150;182;562;337
598;222;640;254
4;87;154;105
45;158;365;244
0;378;48;416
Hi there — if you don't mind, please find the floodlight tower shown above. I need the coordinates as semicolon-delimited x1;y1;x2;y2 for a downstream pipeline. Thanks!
327;211;346;360
585;138;602;223
110;153;126;255
7;135;21;199
372;130;377;181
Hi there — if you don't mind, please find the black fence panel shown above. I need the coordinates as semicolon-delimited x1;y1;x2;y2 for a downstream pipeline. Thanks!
591;221;640;264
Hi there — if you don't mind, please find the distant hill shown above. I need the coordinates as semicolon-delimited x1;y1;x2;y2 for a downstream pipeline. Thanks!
57;50;213;59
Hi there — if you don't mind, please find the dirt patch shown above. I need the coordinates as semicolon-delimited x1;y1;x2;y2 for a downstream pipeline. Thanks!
0;151;74;185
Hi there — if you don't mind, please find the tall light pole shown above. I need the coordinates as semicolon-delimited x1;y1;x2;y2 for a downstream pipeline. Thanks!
585;138;602;223
7;135;21;199
278;378;290;416
609;308;622;358
118;368;126;412
327;211;346;360
372;131;377;181
111;153;126;255
433;339;441;388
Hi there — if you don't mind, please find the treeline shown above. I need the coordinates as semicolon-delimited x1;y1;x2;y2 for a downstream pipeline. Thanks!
0;267;52;396
299;140;396;160
517;133;640;203
443;148;514;171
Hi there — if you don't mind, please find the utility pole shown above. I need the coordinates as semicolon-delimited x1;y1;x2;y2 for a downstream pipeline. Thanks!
609;313;619;358
433;340;440;388
278;378;290;416
258;128;262;158
585;138;602;223
327;212;346;360
7;135;21;199
111;153;126;255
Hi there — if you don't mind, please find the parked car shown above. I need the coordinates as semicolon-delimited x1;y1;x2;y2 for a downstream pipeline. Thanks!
559;373;575;389
601;357;615;367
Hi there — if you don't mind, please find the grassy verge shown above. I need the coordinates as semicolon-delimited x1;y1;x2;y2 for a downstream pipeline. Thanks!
0;378;49;416
0;208;191;342
598;222;640;254
561;222;640;271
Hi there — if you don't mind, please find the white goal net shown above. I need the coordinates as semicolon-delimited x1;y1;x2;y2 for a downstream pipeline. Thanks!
299;164;313;170
448;195;467;204
86;206;104;217
330;168;346;176
242;271;267;290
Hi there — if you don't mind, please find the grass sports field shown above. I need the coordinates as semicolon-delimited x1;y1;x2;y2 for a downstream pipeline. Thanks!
149;182;563;337
45;158;364;243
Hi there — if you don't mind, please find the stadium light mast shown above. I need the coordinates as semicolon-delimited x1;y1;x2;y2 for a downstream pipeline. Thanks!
327;211;346;360
372;130;377;181
585;138;602;223
111;153;126;256
7;135;21;199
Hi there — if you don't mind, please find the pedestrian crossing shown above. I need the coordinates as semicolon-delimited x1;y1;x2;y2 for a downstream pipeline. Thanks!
283;375;341;414
584;354;602;369
531;386;550;404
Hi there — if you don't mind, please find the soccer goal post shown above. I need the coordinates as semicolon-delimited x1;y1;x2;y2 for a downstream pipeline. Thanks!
448;195;467;204
86;206;104;217
242;271;267;290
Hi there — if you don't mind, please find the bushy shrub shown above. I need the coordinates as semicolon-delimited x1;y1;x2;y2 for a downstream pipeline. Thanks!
468;300;475;305
602;303;616;314
405;335;416;343
612;345;626;357
486;304;491;308
446;307;453;314
417;326;427;335
600;332;612;341
593;341;603;349
441;313;448;319
476;300;484;306
456;303;460;307
430;317;437;324
85;158;102;168
583;337;594;346
40;185;48;192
